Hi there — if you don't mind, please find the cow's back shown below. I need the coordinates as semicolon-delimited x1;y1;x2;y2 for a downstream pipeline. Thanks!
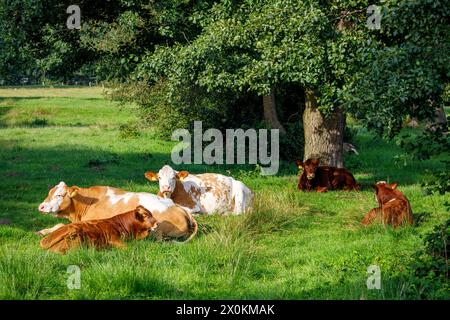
192;173;234;214
79;186;175;220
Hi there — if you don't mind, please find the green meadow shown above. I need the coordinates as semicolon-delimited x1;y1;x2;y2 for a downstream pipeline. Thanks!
0;87;448;299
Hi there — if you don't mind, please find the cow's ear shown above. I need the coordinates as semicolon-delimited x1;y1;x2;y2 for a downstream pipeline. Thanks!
135;206;151;221
68;186;79;198
144;171;158;181
295;160;303;168
177;171;189;181
135;211;144;222
389;183;398;190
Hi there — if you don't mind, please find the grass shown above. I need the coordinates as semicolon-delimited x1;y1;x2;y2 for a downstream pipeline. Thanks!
0;87;449;300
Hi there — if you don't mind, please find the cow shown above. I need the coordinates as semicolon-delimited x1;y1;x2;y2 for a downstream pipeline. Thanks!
37;181;198;242
295;159;359;192
144;165;253;215
40;206;160;254
361;181;413;228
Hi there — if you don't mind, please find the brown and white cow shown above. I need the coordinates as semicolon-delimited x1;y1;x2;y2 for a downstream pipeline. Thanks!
37;181;198;241
145;165;254;215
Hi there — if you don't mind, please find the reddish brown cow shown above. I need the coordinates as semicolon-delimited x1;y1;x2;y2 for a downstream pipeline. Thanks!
295;159;359;192
40;206;159;254
361;181;413;228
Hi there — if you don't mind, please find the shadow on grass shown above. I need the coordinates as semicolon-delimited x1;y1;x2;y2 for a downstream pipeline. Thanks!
0;106;12;127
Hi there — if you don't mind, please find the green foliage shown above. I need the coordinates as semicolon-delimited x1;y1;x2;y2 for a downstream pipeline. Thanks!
396;127;450;160
343;0;450;138
344;126;358;144
87;154;121;168
407;219;449;299
422;161;450;195
0;0;99;83
29;118;49;127
119;122;141;139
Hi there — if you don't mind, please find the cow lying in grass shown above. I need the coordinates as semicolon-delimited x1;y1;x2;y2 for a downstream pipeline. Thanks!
145;165;254;215
295;159;359;192
37;182;198;242
361;181;413;228
40;206;159;254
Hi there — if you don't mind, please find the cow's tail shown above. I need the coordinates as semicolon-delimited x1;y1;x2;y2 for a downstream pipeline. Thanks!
171;211;198;244
405;199;414;226
183;213;199;243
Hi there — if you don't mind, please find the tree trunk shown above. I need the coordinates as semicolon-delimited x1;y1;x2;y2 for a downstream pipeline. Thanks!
303;88;344;168
434;106;448;131
263;89;286;134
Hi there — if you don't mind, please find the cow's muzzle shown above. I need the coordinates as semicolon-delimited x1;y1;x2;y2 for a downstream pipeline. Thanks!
150;222;159;232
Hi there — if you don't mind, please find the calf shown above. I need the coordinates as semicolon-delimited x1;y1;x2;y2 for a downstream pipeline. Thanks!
145;165;253;215
361;181;413;228
40;206;159;254
295;159;359;192
37;182;198;242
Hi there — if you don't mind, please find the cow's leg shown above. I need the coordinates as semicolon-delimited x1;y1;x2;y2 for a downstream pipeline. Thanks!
231;188;247;215
362;208;381;226
110;240;127;249
244;189;254;213
36;223;66;236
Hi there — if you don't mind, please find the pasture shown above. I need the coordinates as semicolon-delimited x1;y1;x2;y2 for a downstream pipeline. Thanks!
0;87;448;299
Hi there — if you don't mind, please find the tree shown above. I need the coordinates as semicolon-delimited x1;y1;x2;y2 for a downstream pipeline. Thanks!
263;90;286;134
135;0;371;166
0;0;142;83
343;0;449;140
7;0;446;166
135;0;448;166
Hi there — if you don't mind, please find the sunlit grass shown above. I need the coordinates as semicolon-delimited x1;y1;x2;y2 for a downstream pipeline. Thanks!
0;87;448;299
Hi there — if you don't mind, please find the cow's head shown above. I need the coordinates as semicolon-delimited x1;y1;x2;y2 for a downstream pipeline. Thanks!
372;181;398;205
144;165;189;199
295;159;320;180
38;181;79;215
134;206;159;239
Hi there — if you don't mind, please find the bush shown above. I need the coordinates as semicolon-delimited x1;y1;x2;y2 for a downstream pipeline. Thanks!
402;218;450;299
105;80;305;160
119;122;141;139
29;118;49;127
422;161;450;195
396;126;450;160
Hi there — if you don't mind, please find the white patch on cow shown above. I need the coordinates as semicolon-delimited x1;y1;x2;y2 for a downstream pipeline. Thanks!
201;192;219;214
137;193;175;214
106;187;135;205
39;181;67;213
